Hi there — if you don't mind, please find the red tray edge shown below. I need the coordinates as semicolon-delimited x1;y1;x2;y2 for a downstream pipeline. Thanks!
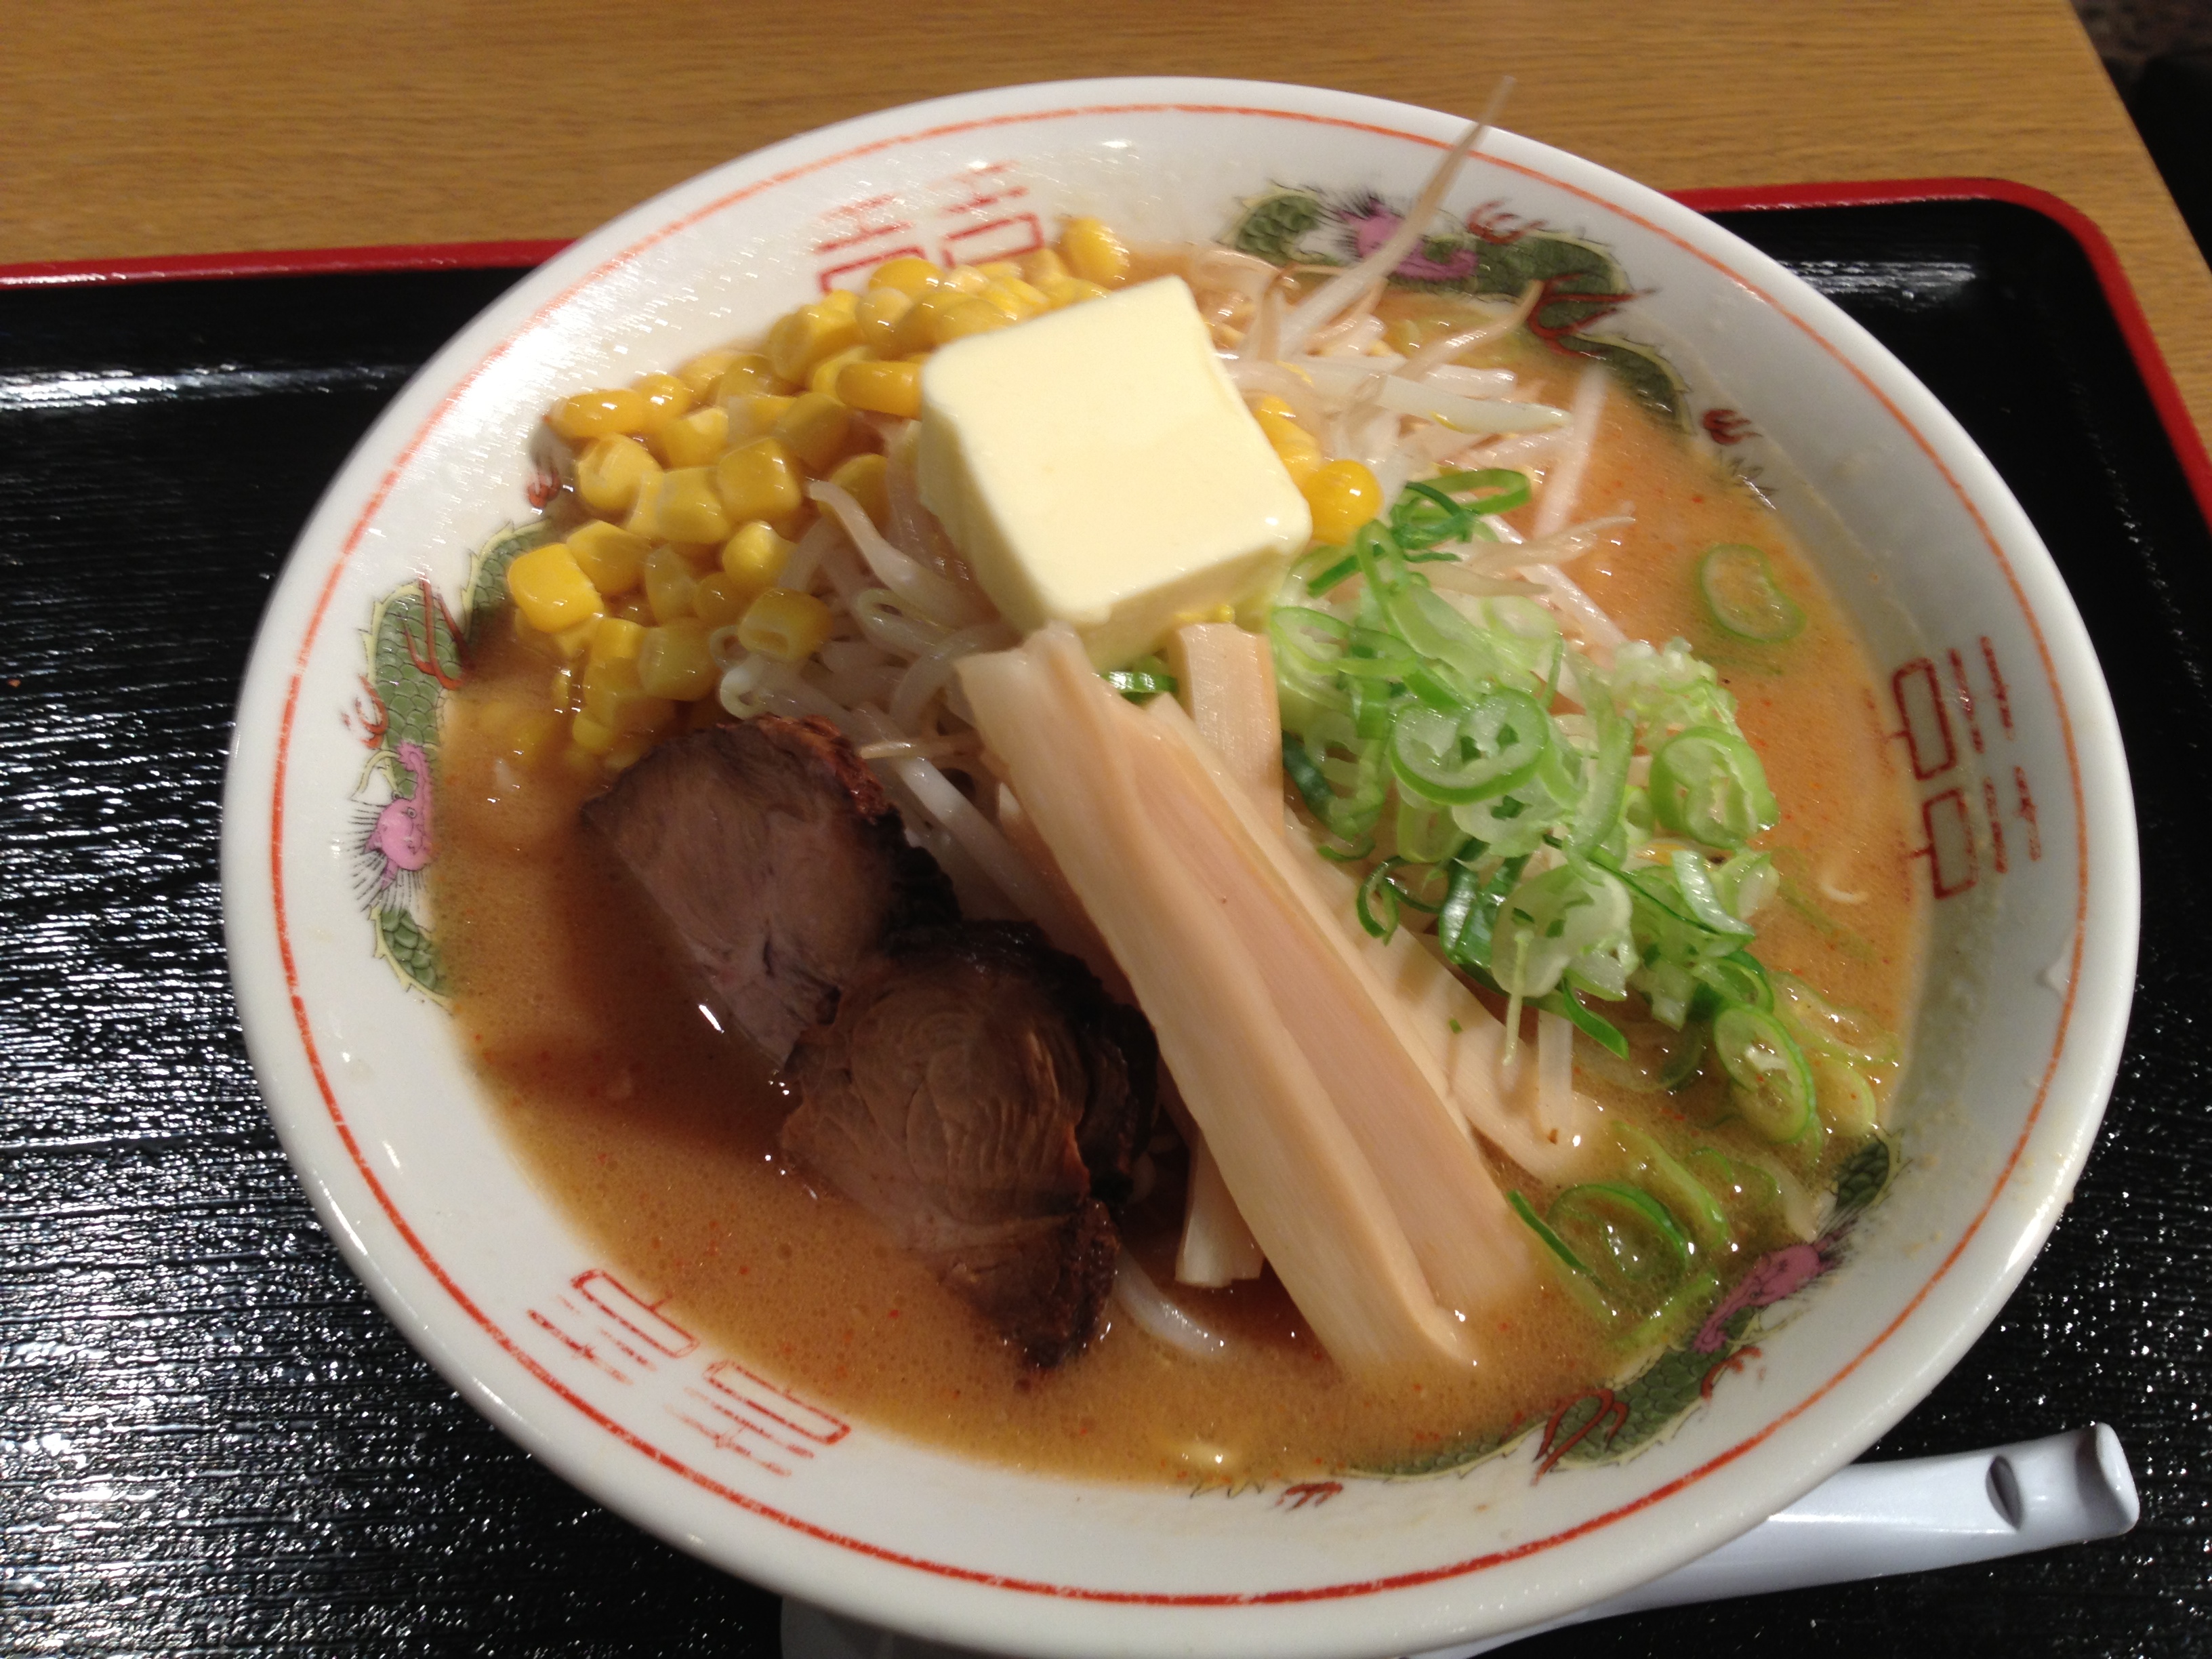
4;180;2205;536
0;239;575;288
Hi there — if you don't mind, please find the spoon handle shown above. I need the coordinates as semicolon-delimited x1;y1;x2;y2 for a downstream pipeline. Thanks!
779;1425;2138;1659
1421;1423;2139;1657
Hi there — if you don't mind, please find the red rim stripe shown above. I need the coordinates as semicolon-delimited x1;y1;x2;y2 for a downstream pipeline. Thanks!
0;238;571;288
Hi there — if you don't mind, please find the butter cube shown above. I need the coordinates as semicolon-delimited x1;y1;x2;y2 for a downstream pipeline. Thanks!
916;277;1311;668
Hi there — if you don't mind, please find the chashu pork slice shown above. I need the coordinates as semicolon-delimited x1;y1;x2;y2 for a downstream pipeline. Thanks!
780;922;1158;1366
581;716;956;1062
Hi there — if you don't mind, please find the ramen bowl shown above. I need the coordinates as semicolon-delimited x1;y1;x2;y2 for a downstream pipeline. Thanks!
221;77;2137;1658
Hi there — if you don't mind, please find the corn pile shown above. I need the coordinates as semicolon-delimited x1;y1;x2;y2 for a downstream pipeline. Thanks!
499;213;1376;779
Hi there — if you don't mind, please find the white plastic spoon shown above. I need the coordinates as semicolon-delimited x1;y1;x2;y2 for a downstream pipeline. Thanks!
780;1425;2138;1659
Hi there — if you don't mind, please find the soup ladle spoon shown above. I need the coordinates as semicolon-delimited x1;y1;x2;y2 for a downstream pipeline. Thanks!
777;1423;2137;1659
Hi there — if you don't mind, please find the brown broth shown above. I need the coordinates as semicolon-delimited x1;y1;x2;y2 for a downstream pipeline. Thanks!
432;310;1923;1486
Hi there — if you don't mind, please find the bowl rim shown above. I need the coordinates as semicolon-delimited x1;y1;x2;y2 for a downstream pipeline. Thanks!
220;73;2140;1656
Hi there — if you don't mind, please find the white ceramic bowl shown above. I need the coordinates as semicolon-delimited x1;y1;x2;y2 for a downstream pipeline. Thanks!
221;77;2137;1658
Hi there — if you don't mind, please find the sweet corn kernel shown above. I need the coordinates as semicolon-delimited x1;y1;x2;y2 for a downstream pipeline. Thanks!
725;392;797;443
737;587;834;662
651;466;734;544
503;709;566;770
827;452;890;526
893;287;966;354
691;571;752;626
570;711;618;755
554;617;599;660
974;260;1024;281
581;657;675;735
1060;218;1130;287
1269;442;1322;487
712;352;783;401
550;388;650;441
588;615;646;668
1039;273;1109;309
1021;247;1068;286
549;663;575;712
981;276;1049;321
808;345;873;400
1255;407;1324;485
867;255;943;298
565;520;651;595
575;435;662;518
506;543;604;634
671;541;721;571
716;440;804;523
766;300;863;384
836;356;922;419
636;617;718;700
1301;459;1383;544
771;392;853;472
819;288;859;319
930;295;1012;344
641;544;701;625
650;404;729;469
676;348;742;400
720;520;794;598
633;371;694;434
943;265;991;295
856;287;912;348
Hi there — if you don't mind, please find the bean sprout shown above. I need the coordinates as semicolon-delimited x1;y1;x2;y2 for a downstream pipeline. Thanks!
811;480;988;629
890;621;1018;731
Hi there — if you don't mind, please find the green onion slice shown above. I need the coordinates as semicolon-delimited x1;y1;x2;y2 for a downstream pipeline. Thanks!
1670;848;1758;938
1548;1183;1694;1316
1490;864;1633;1000
1355;860;1403;941
1334;626;1420;682
1564;691;1634;863
1432;467;1534;515
1395;796;1461;867
1650;725;1781;848
1692;949;1773;1013
1612;1123;1731;1254
1509;1190;1588;1269
1306;552;1360;595
1436;853;1528;975
1538;985;1630;1059
1271;607;1351;679
1105;655;1177;701
1811;1053;1880;1134
1771;970;1901;1066
1389;690;1550;805
1281;732;1335;819
1689;1147;1784;1221
1660;1020;1708;1090
1713;1004;1816;1141
1698;544;1806;642
1711;849;1778;922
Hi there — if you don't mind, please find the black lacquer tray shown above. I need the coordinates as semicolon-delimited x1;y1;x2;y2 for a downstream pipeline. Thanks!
3;191;2209;1658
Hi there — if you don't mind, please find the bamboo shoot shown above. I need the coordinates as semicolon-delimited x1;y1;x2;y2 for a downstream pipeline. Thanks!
961;627;1470;1374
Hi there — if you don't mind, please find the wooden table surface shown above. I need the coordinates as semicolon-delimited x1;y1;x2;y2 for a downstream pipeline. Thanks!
4;0;2208;453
